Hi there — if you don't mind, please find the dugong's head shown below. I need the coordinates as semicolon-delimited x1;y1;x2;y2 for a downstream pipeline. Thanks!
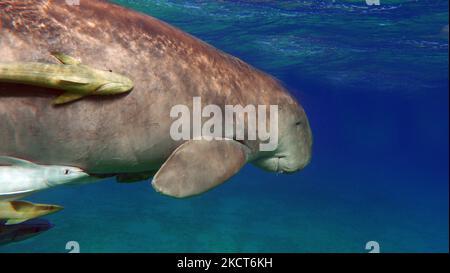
252;84;313;174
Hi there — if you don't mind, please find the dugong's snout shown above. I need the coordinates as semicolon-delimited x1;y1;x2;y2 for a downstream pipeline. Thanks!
281;111;313;173
253;102;312;174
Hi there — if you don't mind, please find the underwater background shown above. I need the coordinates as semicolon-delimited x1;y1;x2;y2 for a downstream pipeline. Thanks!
0;0;448;253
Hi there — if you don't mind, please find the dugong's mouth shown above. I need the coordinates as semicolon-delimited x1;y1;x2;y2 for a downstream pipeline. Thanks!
253;155;295;174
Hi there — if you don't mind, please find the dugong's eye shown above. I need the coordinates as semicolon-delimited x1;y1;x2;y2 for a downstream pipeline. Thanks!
64;169;71;175
295;121;302;126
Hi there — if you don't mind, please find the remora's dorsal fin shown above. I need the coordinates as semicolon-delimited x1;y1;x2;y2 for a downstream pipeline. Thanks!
0;156;40;169
51;52;82;65
4;201;35;225
9;200;36;210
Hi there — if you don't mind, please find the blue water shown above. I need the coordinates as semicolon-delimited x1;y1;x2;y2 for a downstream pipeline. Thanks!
1;0;448;252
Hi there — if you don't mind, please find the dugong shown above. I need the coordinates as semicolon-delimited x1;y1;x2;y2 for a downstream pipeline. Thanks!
0;0;312;198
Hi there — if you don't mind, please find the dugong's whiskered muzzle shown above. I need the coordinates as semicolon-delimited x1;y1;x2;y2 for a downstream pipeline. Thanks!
280;117;313;173
252;106;313;174
253;147;311;174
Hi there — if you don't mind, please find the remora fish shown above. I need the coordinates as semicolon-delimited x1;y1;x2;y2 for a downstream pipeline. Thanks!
0;52;134;104
0;201;62;225
0;218;54;246
0;156;91;201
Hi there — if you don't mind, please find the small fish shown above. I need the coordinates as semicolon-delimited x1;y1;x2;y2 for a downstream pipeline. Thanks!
0;52;134;104
0;218;54;245
0;156;91;201
0;201;62;225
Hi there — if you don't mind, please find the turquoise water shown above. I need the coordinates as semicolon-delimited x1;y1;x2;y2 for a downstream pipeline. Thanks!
1;0;448;252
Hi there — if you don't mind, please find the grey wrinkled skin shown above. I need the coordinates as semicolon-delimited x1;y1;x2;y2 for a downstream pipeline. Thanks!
0;0;312;188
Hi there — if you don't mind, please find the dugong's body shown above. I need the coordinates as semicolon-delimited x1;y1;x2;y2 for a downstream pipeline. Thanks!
0;0;312;197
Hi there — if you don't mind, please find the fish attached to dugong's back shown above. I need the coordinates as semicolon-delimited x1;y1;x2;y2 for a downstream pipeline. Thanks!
0;52;134;104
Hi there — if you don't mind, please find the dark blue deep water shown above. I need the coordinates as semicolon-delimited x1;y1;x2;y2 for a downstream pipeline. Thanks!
1;0;448;252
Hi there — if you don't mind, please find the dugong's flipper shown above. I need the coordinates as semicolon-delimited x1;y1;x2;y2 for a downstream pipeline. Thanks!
0;201;63;225
152;140;249;198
